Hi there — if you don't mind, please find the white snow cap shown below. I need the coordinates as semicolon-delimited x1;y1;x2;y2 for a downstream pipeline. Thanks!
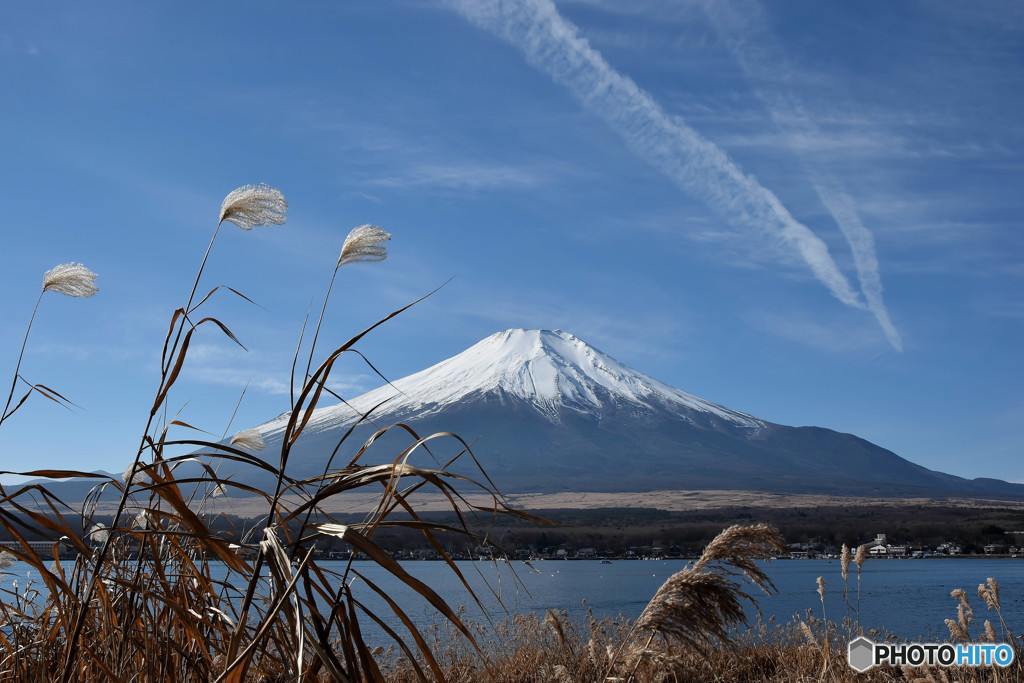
265;329;762;435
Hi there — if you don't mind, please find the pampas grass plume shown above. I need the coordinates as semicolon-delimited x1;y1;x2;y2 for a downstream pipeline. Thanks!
946;617;968;642
337;224;390;268
133;510;153;529
218;184;288;230
854;544;868;570
42;262;98;298
980;577;1000;610
230;428;266;451
122;462;146;487
799;620;817;646
629;524;787;655
840;544;850;583
87;524;110;545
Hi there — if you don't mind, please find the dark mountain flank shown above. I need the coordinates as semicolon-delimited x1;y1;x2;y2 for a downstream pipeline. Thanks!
235;329;1023;499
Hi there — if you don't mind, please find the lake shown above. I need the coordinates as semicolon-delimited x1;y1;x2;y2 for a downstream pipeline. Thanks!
338;557;1024;643
3;557;1021;644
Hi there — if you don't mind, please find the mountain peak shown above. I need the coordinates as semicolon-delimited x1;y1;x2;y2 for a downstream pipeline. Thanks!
289;329;762;433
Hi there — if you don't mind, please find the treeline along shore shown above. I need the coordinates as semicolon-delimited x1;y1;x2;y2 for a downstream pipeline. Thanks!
6;500;1023;562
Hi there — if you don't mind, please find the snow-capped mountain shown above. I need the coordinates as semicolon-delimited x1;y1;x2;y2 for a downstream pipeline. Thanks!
261;329;761;439
243;329;1022;498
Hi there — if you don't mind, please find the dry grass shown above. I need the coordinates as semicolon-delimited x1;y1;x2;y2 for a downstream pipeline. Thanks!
0;184;536;681
381;572;1024;683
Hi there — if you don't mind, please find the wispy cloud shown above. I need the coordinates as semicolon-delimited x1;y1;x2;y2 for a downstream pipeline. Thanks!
446;0;868;316
744;309;890;355
363;161;541;191
180;344;376;397
698;0;902;350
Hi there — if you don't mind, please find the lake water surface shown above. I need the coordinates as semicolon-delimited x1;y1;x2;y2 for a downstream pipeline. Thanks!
4;557;1021;644
341;557;1024;643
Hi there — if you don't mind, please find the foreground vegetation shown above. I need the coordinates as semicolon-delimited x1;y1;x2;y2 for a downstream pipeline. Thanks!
381;566;1023;682
0;185;539;680
382;608;1022;682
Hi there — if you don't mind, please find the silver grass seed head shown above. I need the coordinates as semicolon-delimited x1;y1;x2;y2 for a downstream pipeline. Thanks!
229;428;266;451
799;620;817;646
986;577;1000;607
337;224;390;269
122;462;147;487
42;262;98;298
87;523;109;544
134;510;153;529
854;544;868;570
218;184;288;230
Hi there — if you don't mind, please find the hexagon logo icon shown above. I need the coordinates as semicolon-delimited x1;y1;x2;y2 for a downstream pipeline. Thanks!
848;636;875;672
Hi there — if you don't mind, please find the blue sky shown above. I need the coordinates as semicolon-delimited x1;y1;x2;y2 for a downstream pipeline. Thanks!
1;1;1021;486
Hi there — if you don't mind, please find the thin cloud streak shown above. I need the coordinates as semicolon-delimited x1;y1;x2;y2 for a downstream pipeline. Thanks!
447;0;866;312
364;162;540;191
699;0;902;350
814;184;903;351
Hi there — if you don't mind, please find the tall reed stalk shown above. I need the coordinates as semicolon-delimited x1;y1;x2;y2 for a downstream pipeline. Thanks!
0;263;97;430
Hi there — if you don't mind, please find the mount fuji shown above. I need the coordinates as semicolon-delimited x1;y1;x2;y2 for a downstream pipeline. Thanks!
242;329;1021;498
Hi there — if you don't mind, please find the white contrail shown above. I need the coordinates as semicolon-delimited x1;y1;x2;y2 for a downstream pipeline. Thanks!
698;0;903;351
814;183;903;351
446;0;866;311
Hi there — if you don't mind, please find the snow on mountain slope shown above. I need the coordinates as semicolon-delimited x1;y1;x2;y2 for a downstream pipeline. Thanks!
260;329;762;440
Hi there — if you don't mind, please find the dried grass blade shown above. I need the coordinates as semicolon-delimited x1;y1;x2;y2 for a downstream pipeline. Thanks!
283;283;446;446
352;571;445;682
153;317;246;413
343;593;386;683
215;546;315;683
3;469;109;480
146;469;247;573
316;523;477;645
